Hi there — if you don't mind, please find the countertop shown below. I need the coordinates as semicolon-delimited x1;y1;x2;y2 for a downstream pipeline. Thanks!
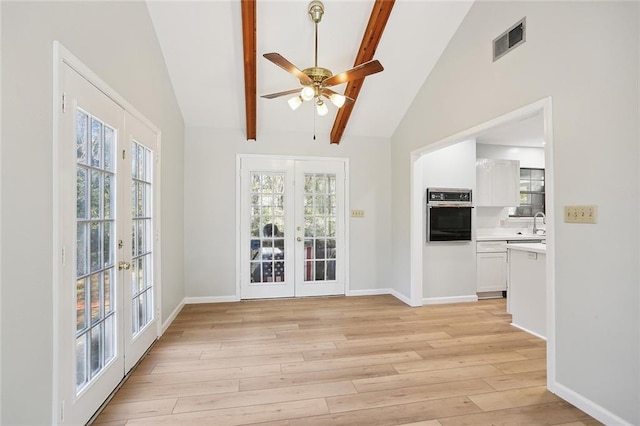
476;234;546;242
505;242;547;254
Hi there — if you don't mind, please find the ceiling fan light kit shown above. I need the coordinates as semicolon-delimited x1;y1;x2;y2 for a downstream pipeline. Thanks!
262;0;384;118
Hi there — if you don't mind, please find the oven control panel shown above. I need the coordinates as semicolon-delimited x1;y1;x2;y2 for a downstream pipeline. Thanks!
427;188;472;204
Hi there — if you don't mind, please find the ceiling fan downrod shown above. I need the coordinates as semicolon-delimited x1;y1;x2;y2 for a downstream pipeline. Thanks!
308;1;324;69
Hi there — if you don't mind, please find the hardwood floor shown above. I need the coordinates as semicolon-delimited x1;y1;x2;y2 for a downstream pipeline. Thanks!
93;296;600;425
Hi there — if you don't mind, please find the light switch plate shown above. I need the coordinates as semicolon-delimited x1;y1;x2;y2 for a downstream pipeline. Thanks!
351;209;365;218
564;205;597;223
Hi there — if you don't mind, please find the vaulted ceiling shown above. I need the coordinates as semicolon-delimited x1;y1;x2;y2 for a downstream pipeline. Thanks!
146;0;474;144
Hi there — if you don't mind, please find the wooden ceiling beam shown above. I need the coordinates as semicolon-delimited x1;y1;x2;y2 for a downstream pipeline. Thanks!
330;0;395;144
241;0;257;141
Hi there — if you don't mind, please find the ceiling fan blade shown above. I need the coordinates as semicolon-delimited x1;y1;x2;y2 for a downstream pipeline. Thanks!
321;88;355;105
261;88;302;99
323;60;384;87
263;53;313;85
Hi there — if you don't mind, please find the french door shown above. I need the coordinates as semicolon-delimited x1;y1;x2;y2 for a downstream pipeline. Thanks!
239;157;346;299
57;63;159;425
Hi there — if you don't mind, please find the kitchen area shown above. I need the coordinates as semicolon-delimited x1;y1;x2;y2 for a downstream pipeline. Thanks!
422;113;548;339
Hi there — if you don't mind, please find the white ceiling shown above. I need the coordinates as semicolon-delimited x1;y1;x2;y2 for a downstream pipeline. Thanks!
476;113;545;148
146;0;474;141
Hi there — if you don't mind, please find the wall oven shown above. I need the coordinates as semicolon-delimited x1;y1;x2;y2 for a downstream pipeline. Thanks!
426;188;473;242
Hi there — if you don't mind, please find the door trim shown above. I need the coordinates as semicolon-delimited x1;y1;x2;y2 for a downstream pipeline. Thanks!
52;41;162;425
235;154;350;300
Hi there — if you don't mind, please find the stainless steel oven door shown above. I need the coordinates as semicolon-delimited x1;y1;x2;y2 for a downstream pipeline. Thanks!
427;205;472;242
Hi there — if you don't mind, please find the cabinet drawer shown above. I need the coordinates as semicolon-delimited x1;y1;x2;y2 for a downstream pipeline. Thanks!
476;241;507;253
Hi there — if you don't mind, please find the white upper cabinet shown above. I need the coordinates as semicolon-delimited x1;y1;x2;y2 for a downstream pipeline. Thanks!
476;158;520;207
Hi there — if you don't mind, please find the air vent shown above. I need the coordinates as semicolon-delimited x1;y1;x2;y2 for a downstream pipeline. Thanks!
493;18;526;61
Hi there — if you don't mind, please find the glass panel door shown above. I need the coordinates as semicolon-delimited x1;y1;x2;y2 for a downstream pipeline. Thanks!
294;161;345;297
122;112;159;373
131;141;153;334
59;63;126;426
240;158;294;299
58;65;159;425
249;172;286;284
240;157;345;299
75;109;117;393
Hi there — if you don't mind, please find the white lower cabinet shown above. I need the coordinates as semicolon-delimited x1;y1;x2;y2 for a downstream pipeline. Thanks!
477;252;508;293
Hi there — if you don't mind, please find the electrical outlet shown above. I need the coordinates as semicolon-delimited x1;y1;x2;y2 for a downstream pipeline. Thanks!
564;205;597;223
351;209;365;218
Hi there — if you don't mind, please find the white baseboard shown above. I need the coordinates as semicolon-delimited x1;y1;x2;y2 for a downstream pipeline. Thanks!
423;295;478;305
346;288;390;297
161;298;185;335
549;381;634;426
347;288;416;307
388;289;414;306
510;322;547;341
184;295;240;304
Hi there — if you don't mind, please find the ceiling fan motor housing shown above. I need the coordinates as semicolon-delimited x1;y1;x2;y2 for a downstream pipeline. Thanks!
301;67;332;85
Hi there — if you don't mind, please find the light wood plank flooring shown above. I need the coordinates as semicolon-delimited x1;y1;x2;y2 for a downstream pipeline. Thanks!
93;296;600;425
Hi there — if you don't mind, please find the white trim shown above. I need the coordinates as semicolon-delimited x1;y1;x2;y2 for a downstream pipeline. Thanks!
160;298;185;335
549;382;634;426
346;288;390;297
54;43;160;136
52;40;63;425
509;322;547;341
185;296;241;304
389;288;414;306
0;2;3;422
423;295;479;305
235;155;242;300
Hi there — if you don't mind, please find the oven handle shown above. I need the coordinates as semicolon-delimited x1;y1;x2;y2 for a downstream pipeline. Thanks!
428;204;474;208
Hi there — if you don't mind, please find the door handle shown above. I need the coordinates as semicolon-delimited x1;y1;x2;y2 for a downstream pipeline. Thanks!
118;261;131;270
296;237;302;241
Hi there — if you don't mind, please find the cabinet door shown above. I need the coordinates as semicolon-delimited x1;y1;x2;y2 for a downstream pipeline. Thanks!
491;159;520;206
475;159;493;206
477;252;508;292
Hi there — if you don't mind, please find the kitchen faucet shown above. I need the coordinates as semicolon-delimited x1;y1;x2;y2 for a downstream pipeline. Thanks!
533;212;546;235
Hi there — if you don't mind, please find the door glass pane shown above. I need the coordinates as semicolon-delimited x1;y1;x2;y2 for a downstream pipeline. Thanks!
131;140;154;335
249;172;286;283
75;110;116;394
303;173;337;282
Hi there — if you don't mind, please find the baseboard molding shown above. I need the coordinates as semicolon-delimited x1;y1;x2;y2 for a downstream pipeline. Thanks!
388;289;414;306
510;322;547;341
423;295;478;305
346;288;390;297
184;295;241;304
549;381;634;426
161;298;185;335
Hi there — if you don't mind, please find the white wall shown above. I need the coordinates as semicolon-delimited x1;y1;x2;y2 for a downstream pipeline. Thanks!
184;128;392;299
421;139;476;301
476;144;545;168
392;2;639;423
1;2;185;424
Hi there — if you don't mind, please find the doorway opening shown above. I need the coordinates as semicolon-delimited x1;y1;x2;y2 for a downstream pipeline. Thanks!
408;96;556;384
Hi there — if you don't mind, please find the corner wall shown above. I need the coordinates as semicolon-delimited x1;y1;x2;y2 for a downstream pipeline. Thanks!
184;128;392;299
392;2;639;423
1;2;185;423
421;140;477;302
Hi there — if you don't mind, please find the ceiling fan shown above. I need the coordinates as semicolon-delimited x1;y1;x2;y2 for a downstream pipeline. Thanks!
261;0;384;116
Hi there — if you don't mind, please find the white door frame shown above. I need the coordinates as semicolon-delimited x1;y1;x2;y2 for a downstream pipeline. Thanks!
408;96;555;391
52;41;162;425
236;154;350;299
